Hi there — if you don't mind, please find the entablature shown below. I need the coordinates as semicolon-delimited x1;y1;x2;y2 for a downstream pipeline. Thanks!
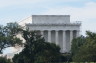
26;23;80;31
26;23;81;26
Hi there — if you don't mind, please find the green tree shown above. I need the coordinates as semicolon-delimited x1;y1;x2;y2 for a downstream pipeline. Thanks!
72;31;96;62
71;35;86;55
5;22;23;36
0;56;12;63
0;22;23;53
13;30;61;63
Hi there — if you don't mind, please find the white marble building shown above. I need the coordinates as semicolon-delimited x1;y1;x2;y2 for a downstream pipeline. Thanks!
20;15;81;53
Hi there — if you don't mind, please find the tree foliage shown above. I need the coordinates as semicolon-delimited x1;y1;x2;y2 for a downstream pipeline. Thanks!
71;35;86;55
72;31;96;62
13;30;61;63
0;22;23;53
0;56;12;63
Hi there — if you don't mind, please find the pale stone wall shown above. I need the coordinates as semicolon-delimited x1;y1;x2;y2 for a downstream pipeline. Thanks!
32;15;70;24
19;16;32;26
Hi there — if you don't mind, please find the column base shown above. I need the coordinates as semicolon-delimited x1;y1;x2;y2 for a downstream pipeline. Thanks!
60;48;67;53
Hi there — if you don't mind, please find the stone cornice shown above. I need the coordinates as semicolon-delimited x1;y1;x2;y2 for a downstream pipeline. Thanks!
26;23;81;26
32;15;70;17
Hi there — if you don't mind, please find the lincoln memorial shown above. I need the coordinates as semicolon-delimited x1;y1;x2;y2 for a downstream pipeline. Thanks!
19;15;81;53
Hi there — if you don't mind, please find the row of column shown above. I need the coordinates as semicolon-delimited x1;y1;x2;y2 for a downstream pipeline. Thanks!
41;30;80;52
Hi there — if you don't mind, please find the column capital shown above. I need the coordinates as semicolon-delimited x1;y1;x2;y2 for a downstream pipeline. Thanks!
63;30;66;32
77;30;80;32
41;30;44;31
48;30;52;31
55;30;59;32
70;30;73;32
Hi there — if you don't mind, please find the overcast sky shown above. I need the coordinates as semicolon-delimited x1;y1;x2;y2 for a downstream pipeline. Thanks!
0;0;96;35
0;0;96;54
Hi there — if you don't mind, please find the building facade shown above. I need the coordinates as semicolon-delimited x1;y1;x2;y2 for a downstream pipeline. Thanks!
20;15;81;53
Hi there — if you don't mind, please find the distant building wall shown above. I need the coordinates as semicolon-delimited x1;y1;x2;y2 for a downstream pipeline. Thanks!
32;15;70;24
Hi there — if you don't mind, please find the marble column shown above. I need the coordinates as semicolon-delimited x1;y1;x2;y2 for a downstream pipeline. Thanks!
48;30;51;43
63;30;66;53
55;30;59;45
76;30;80;37
70;30;73;50
41;30;44;37
70;30;73;42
